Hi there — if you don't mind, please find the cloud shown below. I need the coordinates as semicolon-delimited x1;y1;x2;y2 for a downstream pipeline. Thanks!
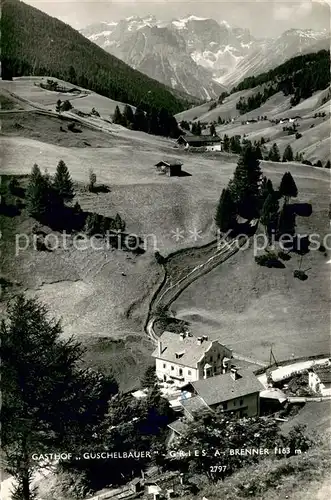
273;1;313;21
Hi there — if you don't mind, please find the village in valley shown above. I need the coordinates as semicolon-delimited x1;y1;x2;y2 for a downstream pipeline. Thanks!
1;1;331;500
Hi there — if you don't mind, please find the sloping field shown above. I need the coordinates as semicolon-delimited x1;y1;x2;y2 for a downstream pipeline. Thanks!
171;162;330;363
175;87;260;123
0;77;136;116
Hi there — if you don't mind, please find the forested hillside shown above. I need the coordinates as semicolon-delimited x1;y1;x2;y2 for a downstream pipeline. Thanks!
233;49;330;113
0;0;194;114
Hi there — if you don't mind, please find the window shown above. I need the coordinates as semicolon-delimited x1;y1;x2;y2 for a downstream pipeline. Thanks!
188;370;191;375
218;353;221;359
223;402;228;410
171;366;174;371
179;368;183;376
240;399;244;406
213;366;217;372
163;363;166;369
233;400;236;406
210;356;213;363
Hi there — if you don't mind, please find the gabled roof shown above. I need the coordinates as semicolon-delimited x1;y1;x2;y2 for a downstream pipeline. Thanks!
151;331;229;368
312;364;331;384
154;159;183;167
180;395;209;417
167;418;188;436
177;134;221;145
191;370;264;406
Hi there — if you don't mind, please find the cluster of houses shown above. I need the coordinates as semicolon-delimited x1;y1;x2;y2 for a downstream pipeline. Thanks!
148;331;265;439
132;329;331;442
176;134;223;151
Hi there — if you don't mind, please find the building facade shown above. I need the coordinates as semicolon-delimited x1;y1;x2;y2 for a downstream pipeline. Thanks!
180;368;264;417
152;331;232;385
308;363;331;396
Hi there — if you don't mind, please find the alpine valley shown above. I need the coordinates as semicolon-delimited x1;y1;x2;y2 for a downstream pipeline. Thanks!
80;15;330;99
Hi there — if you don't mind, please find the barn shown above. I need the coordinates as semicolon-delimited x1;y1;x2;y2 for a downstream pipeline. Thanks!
155;160;183;176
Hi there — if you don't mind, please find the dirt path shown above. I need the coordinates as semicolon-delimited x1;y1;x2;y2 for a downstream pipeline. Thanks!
145;235;249;342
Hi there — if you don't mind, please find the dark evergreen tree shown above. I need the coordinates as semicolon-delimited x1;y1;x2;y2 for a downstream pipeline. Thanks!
278;204;296;239
260;176;274;207
260;193;280;240
56;99;62;113
315;160;323;168
113;105;123;125
223;134;230;152
133;105;148;132
142;366;158;389
282;144;294;162
214;188;236;233
229;143;262;219
26;164;50;221
68;65;77;84
61;100;73;112
180;120;190;131
191;121;202;136
0;295;117;500
255;144;263;160
325;160;331;169
123;104;134;126
230;135;242;154
268;143;281;162
210;123;216;136
279;172;298;202
147;108;160;135
53;160;74;201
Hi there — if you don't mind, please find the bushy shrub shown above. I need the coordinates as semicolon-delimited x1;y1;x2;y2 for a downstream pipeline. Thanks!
255;252;285;268
278;250;291;261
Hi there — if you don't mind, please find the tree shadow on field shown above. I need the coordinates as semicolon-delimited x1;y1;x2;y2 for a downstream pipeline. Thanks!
290;203;313;217
0;204;21;217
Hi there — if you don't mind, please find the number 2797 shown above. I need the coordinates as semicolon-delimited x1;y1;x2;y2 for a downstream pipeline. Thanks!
210;465;227;472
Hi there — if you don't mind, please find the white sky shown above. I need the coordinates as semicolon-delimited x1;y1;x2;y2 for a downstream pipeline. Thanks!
24;1;331;36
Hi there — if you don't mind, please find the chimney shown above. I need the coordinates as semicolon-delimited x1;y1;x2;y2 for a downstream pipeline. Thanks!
197;337;203;345
158;340;163;357
230;368;238;380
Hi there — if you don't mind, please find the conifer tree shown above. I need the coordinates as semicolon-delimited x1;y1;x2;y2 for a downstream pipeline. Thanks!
53;160;74;201
230;143;262;219
282;144;294;162
260;176;274;207
223;134;230;152
230;135;241;154
1;295;117;500
315;160;323;168
268;143;281;162
134;105;148;132
26;164;50;221
260;193;280;239
210;123;216;136
325;160;331;169
113;105;123;125
123;104;134;126
255;144;263;160
279;172;298;202
215;188;236;232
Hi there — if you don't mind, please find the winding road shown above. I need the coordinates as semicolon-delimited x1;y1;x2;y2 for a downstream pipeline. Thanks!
145;235;249;343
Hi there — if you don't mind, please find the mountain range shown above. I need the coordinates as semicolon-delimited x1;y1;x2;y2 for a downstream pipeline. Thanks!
81;15;330;99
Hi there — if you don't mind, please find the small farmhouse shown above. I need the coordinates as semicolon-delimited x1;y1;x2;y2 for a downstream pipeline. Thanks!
151;331;232;385
181;368;264;418
155;160;183;176
176;134;222;151
308;362;331;396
